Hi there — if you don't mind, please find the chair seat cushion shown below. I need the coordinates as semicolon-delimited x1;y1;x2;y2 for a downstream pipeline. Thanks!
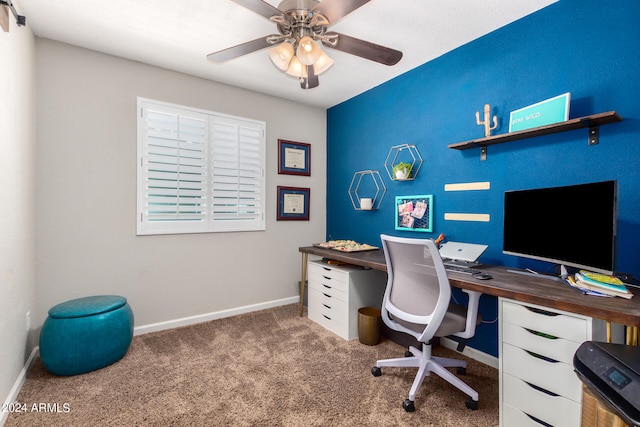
435;303;468;337
392;303;474;338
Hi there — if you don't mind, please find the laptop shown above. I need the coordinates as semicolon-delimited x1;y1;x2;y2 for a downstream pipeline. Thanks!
439;241;488;268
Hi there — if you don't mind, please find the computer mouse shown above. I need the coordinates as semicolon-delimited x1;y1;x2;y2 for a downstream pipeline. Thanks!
476;273;492;280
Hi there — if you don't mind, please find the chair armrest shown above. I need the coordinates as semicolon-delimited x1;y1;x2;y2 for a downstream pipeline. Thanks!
452;289;482;339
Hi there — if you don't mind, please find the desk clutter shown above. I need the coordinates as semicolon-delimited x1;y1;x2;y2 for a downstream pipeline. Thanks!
567;271;634;299
314;240;378;252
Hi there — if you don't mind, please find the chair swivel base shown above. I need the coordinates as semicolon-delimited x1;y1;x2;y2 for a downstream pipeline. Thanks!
371;343;479;412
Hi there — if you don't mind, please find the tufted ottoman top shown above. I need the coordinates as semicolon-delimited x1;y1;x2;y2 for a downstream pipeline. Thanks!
48;295;127;319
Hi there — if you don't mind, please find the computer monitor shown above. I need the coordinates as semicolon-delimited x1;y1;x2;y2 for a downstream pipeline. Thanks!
503;180;617;275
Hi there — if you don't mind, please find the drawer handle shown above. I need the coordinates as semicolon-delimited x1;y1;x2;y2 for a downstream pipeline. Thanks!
524;412;553;427
322;276;332;280
323;284;332;289
323;293;332;298
322;267;331;271
525;328;558;340
524;306;559;317
525;350;559;364
525;381;559;397
323;314;331;320
323;304;331;309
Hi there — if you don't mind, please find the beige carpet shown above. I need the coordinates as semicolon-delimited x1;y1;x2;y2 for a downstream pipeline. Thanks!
7;304;498;426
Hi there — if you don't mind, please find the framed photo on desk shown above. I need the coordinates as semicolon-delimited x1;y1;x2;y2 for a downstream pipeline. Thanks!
277;186;310;221
278;139;311;176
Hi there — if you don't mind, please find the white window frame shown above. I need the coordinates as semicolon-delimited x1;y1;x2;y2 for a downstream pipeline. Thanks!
137;98;265;235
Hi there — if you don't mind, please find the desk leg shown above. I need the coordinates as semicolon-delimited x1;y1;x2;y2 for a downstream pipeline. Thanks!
300;253;308;317
626;326;638;346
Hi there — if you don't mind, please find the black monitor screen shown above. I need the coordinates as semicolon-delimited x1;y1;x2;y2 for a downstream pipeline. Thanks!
503;180;617;274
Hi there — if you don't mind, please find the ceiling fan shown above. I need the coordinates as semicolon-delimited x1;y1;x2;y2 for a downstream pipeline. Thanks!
207;0;403;89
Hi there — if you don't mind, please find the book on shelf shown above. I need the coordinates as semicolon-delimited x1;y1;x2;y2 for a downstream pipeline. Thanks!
573;271;633;299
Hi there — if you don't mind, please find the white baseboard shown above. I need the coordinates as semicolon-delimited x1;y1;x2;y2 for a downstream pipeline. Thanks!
133;296;299;336
1;347;39;427
440;337;499;369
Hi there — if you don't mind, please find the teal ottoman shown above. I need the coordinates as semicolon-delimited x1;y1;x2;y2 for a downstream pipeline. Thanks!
39;295;134;376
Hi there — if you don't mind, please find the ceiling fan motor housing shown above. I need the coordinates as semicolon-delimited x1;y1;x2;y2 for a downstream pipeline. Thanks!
274;0;330;44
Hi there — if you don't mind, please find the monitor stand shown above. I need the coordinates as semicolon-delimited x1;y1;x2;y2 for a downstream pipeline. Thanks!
507;265;569;283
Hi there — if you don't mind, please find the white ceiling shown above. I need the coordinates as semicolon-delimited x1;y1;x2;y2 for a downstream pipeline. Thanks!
18;0;557;109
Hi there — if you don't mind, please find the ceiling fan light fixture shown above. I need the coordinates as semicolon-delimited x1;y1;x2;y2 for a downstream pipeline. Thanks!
313;50;334;75
286;56;307;78
296;36;322;65
269;42;294;71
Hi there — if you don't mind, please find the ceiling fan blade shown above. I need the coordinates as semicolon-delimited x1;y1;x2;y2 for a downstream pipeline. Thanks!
301;65;319;89
207;37;274;62
312;0;371;25
322;32;402;66
230;0;284;20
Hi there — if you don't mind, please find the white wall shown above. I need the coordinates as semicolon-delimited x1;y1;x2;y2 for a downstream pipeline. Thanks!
0;6;37;412
35;39;326;330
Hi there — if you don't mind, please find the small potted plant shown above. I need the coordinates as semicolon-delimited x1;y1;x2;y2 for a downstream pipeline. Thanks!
392;162;413;180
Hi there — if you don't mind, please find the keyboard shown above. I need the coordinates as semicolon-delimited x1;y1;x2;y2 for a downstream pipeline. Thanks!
444;264;481;275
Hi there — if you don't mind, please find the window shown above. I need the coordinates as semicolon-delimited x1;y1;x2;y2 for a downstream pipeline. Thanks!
137;98;265;235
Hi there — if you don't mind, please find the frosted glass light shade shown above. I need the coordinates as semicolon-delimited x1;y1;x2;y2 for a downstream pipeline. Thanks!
269;42;294;71
296;36;322;65
286;56;307;77
313;50;334;75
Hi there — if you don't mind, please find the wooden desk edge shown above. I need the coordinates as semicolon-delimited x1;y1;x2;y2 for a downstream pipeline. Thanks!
298;246;640;327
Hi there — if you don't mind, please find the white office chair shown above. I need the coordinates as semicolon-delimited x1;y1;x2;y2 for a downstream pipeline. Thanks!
371;234;482;412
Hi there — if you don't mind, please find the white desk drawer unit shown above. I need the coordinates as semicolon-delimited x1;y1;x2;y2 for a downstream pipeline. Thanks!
307;260;386;340
499;298;592;427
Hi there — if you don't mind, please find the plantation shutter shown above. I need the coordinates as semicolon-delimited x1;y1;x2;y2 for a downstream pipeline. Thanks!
137;98;265;235
211;116;265;232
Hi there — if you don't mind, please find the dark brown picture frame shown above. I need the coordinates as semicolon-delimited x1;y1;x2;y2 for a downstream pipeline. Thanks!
277;186;310;221
278;139;311;176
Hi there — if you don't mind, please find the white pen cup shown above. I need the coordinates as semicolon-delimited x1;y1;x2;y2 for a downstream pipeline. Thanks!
360;198;373;210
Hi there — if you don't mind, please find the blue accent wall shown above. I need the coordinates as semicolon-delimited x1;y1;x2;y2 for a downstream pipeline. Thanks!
326;0;640;356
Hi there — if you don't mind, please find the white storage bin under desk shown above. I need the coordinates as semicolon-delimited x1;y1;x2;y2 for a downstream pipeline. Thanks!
307;260;386;340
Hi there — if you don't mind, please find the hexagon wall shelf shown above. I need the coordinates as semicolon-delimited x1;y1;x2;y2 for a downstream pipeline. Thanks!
348;170;386;210
384;144;423;181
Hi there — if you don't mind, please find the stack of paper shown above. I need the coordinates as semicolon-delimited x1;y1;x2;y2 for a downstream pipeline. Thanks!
568;270;633;299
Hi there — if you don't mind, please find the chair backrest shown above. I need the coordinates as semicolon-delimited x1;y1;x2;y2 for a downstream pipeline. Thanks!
380;234;452;343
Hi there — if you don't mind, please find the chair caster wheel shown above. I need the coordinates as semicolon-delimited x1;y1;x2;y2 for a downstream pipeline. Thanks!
404;351;413;357
466;398;478;410
402;399;415;412
371;366;382;377
457;366;467;375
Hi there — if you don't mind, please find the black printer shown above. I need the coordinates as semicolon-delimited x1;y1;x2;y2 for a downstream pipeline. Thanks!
574;341;640;427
